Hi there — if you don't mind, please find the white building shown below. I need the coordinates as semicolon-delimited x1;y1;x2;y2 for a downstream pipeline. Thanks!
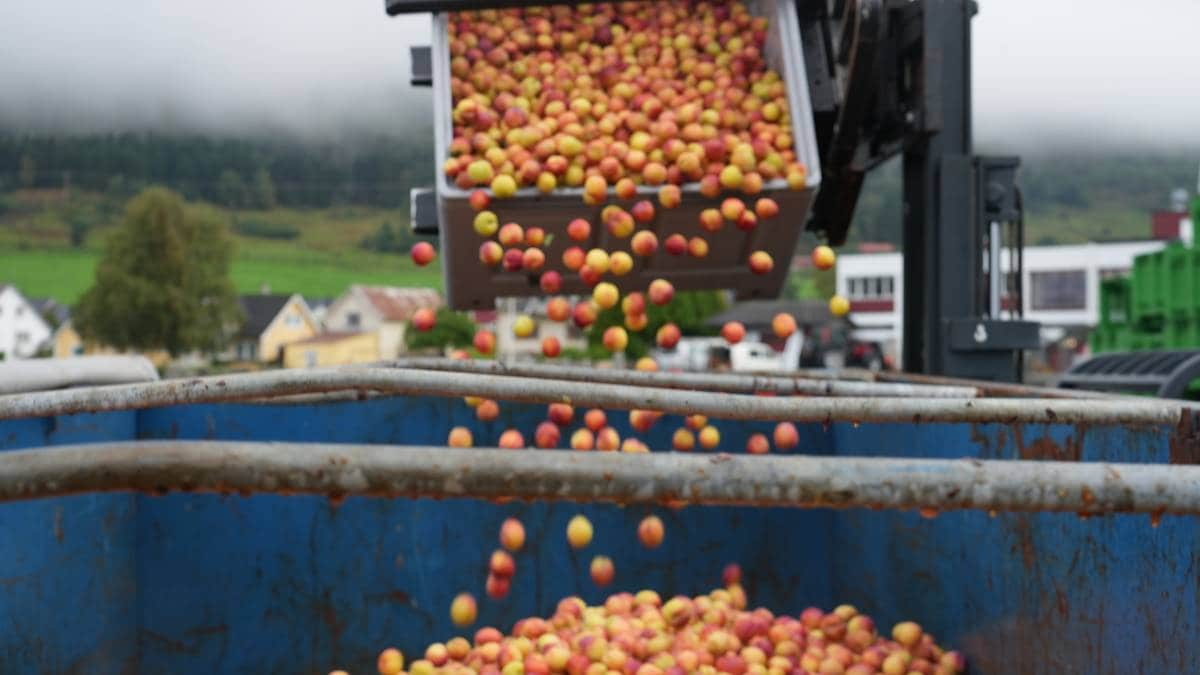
323;285;442;359
0;284;53;360
836;240;1172;368
486;297;587;359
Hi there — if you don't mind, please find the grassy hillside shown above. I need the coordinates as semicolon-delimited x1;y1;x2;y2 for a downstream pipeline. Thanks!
848;153;1197;246
0;190;440;303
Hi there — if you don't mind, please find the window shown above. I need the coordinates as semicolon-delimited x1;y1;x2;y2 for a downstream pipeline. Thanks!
1030;270;1086;310
347;312;361;328
16;331;29;344
285;313;303;328
15;306;24;317
846;276;895;300
305;350;318;367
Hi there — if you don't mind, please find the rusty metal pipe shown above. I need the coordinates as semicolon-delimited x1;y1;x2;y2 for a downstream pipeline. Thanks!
0;366;1182;426
0;441;1198;515
383;358;981;398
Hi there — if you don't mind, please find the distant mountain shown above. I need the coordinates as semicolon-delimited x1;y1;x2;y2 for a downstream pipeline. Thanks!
1;133;1195;245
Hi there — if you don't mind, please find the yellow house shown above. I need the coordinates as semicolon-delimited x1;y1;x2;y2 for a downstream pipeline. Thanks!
51;321;172;368
231;293;320;363
52;321;84;359
282;331;379;369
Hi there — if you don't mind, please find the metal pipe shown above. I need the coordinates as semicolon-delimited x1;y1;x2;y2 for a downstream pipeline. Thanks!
0;366;1182;426
1;440;1198;515
872;369;1137;400
384;358;982;398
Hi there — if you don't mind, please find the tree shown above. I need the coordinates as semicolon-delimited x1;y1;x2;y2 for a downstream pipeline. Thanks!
18;153;35;188
251;167;277;209
406;308;477;351
63;203;92;248
215;169;246;208
74;187;242;356
587;290;725;359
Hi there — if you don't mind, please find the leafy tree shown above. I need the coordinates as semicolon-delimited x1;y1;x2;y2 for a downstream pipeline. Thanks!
360;220;420;254
251;167;277;209
406;308;477;351
586;290;725;359
18;153;35;188
215;169;246;208
63;203;92;248
74;187;242;356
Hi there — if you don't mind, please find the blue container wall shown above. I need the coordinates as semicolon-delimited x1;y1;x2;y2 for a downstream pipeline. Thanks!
0;396;1195;674
0;412;139;673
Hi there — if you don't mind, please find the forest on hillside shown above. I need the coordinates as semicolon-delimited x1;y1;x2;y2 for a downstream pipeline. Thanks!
1;133;1195;244
0;133;435;209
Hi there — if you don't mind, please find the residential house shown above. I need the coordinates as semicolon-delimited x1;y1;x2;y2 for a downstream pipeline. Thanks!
230;293;320;363
306;297;335;326
323;286;442;359
492;297;587;359
0;284;53;360
282;331;379;368
28;297;71;331
48;320;172;367
51;320;84;359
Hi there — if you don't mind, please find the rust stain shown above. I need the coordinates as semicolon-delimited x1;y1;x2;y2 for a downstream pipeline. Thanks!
1055;587;1069;619
968;423;992;458
1010;517;1036;571
1169;411;1200;464
1020;434;1081;462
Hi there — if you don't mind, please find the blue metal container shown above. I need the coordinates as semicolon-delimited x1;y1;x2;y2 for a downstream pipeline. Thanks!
0;396;1193;674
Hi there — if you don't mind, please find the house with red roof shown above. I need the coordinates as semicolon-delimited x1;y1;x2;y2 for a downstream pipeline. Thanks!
321;285;443;359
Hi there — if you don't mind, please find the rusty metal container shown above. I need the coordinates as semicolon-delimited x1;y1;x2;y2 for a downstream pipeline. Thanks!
0;365;1196;674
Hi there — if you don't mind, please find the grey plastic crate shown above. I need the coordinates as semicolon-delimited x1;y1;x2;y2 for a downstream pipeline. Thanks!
430;0;822;310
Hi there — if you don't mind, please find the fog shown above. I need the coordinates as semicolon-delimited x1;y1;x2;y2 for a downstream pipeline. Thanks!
1;0;1198;152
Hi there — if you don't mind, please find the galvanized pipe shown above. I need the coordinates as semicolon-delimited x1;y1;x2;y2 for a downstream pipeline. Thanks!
872;369;1130;400
384;358;982;398
0;366;1182;426
0;440;1197;516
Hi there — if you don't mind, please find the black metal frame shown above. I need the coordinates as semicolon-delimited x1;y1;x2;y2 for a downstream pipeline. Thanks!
798;0;1036;382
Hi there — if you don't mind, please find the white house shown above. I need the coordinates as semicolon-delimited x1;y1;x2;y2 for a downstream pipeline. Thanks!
323;285;443;359
836;240;1172;368
0;284;53;360
486;296;588;359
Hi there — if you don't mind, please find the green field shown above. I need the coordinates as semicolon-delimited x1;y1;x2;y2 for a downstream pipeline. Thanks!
0;193;441;303
0;245;441;303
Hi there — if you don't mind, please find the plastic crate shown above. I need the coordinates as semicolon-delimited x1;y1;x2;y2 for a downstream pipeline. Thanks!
1089;325;1110;353
1165;316;1200;350
1164;243;1197;317
1098;276;1130;329
430;0;822;309
1131;249;1166;326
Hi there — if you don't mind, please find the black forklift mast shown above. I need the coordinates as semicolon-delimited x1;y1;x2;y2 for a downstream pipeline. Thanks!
393;0;1039;383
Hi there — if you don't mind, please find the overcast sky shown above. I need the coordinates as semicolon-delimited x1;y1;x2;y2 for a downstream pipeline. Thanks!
1;0;1197;153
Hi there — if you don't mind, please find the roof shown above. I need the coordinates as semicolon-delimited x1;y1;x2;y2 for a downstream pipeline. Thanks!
288;331;370;346
358;286;442;322
705;300;841;330
28;297;71;326
237;294;296;339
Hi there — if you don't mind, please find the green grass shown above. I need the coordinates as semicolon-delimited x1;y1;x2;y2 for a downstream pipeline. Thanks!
0;193;441;302
0;245;441;303
0;248;100;301
1025;201;1151;245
